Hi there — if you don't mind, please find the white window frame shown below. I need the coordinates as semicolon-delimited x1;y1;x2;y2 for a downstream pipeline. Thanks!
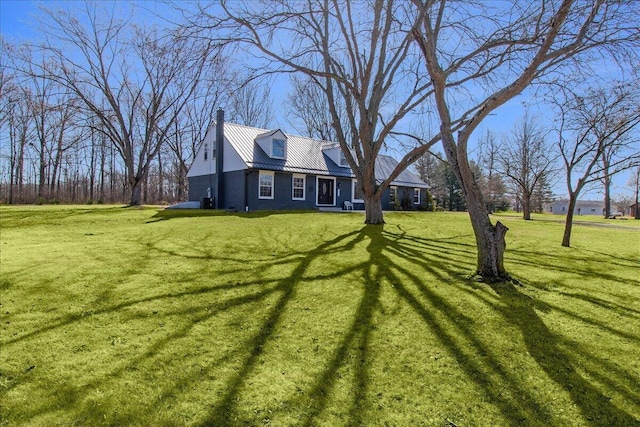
351;179;364;203
258;170;275;200
204;144;208;161
413;188;421;204
292;174;306;201
271;138;286;159
316;176;337;206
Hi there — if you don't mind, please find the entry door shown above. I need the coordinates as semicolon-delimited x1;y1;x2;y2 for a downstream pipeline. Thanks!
317;178;335;205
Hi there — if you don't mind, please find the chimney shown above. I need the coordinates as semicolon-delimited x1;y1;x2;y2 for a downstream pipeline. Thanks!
215;108;224;209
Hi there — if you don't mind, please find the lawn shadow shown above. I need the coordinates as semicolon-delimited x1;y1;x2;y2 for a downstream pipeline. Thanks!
490;281;640;426
148;208;325;223
3;217;639;426
197;228;368;426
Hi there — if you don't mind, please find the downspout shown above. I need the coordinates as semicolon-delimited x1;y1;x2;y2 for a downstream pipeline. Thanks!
244;169;250;212
215;108;224;209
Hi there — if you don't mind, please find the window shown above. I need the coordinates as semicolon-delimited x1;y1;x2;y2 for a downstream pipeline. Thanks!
339;151;349;167
259;171;274;199
272;139;286;159
352;179;364;202
390;186;397;202
292;174;305;200
414;188;421;204
204;144;208;161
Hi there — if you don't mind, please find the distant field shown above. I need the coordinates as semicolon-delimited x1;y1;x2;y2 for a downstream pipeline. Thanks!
1;206;638;426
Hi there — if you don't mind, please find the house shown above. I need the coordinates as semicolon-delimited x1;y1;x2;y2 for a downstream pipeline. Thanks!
187;110;429;211
544;199;605;216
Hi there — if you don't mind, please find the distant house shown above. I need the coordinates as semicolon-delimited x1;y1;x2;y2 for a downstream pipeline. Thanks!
187;110;428;211
544;199;605;216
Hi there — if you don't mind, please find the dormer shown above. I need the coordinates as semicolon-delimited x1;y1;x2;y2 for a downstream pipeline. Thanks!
322;142;353;168
255;129;287;160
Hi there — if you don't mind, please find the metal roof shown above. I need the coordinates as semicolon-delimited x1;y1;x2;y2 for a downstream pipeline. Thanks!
222;122;428;188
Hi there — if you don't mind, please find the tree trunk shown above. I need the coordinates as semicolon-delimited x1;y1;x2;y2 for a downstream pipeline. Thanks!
37;145;47;202
158;151;164;203
130;179;143;206
522;196;532;220
449;144;508;279
634;169;639;220
99;137;106;202
177;161;187;201
364;192;385;224
601;151;612;218
603;173;611;218
361;165;385;225
89;132;96;202
562;196;577;247
467;191;509;279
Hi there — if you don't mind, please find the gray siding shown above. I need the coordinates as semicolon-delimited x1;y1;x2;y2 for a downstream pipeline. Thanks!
246;170;318;211
336;178;354;209
188;175;217;204
189;171;245;210
222;170;246;210
189;171;428;211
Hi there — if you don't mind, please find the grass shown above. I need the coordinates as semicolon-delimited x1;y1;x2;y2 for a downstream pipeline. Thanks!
0;205;639;426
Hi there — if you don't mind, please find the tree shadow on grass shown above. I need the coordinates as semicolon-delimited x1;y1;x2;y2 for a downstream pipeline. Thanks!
490;281;640;426
147;209;323;223
2;221;639;426
196;228;369;426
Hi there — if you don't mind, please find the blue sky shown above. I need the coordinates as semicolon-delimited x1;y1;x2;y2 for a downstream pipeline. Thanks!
2;1;636;200
1;1;32;38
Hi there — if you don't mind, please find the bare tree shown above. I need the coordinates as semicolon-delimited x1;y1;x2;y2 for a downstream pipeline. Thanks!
35;2;220;205
554;84;640;246
227;77;274;129
628;166;640;219
594;82;640;217
477;131;509;213
0;60;28;204
194;0;439;224
164;67;229;201
286;75;343;142
411;0;640;278
498;115;556;220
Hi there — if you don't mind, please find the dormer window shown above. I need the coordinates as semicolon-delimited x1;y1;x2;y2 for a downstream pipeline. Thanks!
339;151;349;167
256;130;287;160
272;139;286;159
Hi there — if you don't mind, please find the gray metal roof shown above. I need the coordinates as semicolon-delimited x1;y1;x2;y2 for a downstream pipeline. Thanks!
222;122;428;188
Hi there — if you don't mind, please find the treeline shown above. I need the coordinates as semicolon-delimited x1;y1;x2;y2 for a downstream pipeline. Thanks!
0;3;274;206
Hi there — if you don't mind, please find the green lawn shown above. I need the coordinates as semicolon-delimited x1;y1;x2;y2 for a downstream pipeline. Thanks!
1;206;639;426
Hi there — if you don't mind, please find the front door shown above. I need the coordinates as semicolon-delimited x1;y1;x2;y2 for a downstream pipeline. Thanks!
317;178;334;205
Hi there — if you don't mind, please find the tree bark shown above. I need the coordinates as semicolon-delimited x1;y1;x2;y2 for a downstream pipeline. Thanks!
364;193;385;225
361;161;385;225
465;181;509;278
158;151;164;203
130;179;143;206
446;138;509;278
562;196;577;247
522;196;532;220
603;166;611;218
37;142;47;202
635;168;639;219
